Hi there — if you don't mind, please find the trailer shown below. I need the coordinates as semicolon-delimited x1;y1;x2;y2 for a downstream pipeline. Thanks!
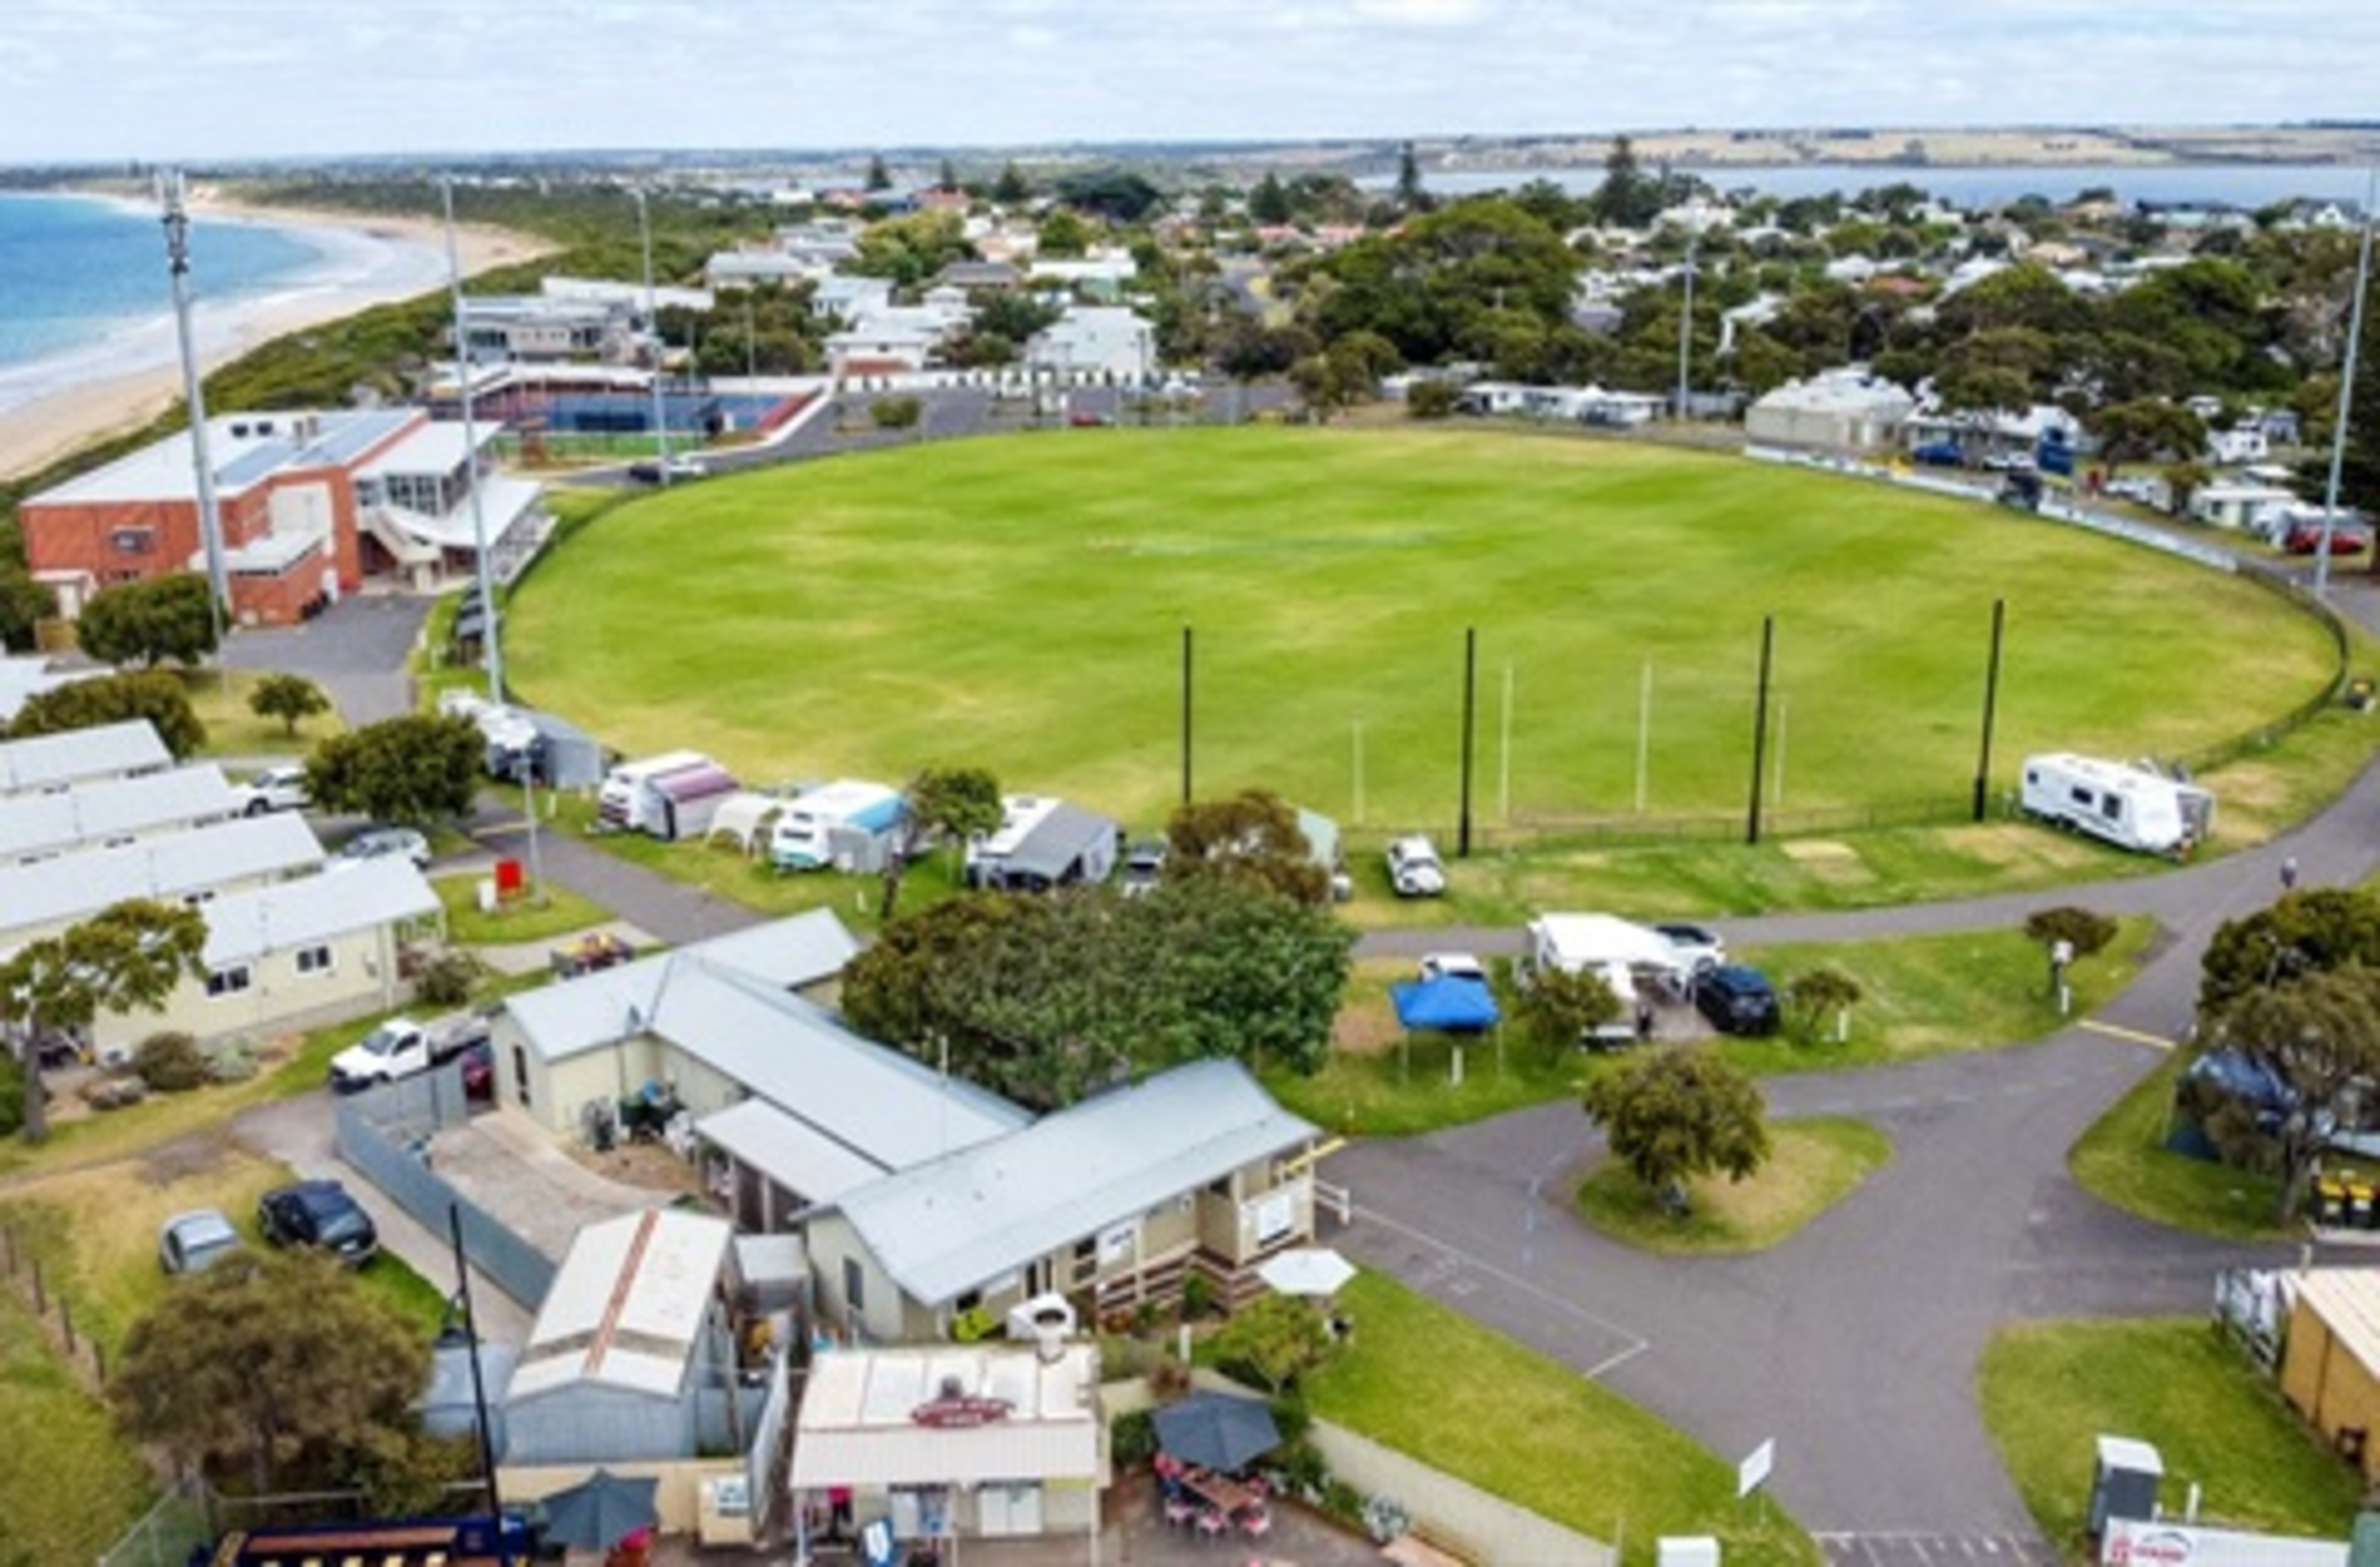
596;751;739;839
964;794;1119;892
2019;753;2213;857
768;778;907;873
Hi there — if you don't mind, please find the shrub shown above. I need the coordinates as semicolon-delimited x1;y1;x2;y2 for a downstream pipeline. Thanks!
1111;1408;1157;1470
1147;1356;1192;1400
206;1038;260;1084
413;950;485;1007
870;395;923;431
0;1052;24;1136
1179;1271;1216;1322
1405;380;1460;419
133;1031;209;1092
80;1077;148;1111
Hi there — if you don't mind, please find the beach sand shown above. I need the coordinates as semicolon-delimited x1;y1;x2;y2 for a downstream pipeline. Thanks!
0;193;551;483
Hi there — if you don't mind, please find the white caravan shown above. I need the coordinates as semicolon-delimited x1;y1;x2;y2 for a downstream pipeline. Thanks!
2019;753;2213;857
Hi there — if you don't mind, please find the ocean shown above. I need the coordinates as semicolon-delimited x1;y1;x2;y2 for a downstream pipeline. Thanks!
0;191;328;371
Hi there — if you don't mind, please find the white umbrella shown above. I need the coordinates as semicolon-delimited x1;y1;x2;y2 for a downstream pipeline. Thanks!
1257;1246;1356;1299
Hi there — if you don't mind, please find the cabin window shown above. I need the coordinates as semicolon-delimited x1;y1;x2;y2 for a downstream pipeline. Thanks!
205;966;251;998
844;1256;867;1313
296;945;333;976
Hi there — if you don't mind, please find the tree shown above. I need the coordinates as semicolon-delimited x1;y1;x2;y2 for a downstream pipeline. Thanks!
247;672;331;738
865;154;891;192
1784;968;1864;1047
1165;790;1328;906
7;669;205;757
0;898;207;1142
2199;888;2380;1015
1395;141;1427;214
1513;964;1623;1052
74;573;220;668
2213;966;2380;1223
1210;1293;1336;1395
1248;172;1292;226
1589;135;1663;229
1037;206;1094;258
878;765;1003;921
2089;399;2208;473
993;162;1031;205
112;1248;467;1504
1582;1046;1771;1214
305;713;481;825
2024;906;2119;998
0;566;55;653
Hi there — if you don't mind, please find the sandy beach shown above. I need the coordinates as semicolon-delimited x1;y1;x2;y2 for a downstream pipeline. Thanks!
0;191;550;482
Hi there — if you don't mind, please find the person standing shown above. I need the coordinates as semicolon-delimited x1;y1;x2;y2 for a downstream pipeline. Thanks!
2281;855;2301;892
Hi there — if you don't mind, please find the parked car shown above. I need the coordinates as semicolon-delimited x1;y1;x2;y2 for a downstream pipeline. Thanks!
1386;834;1447;898
327;1012;489;1093
1911;440;1965;467
1694;964;1783;1037
257;1180;379;1266
236;764;309;816
1418;951;1489;986
1653;922;1727;973
332;824;431;869
159;1208;243;1275
628;454;707;484
1120;838;1168;898
458;1039;495;1101
2285;520;2371;556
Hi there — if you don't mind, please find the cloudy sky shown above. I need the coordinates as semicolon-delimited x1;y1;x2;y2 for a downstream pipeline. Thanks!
6;0;2378;164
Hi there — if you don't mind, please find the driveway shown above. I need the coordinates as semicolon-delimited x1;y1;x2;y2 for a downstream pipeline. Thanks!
218;591;429;726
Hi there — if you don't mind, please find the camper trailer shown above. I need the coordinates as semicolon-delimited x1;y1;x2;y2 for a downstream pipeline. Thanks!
768;779;907;873
596;751;741;840
1522;913;1691;1044
964;794;1119;892
2019;753;2213;857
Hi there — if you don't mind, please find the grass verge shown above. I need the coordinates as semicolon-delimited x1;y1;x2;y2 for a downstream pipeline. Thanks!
1979;1318;2361;1555
436;873;615;947
0;1287;156;1566
183;668;345;758
2069;1051;2289;1241
1577;1116;1892;1253
1303;1272;1818;1563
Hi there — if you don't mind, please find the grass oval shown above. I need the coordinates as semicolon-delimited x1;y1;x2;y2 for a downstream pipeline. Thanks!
509;428;2331;829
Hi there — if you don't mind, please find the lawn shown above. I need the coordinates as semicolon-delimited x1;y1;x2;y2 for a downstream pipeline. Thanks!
0;1289;157;1567
1980;1318;2363;1554
183;666;344;759
503;428;2333;839
1577;1116;1893;1253
436;871;615;947
1266;920;2151;1137
1302;1272;1817;1563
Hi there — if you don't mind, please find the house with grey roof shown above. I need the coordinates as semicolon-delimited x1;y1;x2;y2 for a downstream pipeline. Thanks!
0;810;322;949
0;764;239;867
806;1059;1325;1344
0;720;171;798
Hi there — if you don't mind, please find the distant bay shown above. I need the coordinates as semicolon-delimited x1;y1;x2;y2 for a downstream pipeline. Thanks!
1409;161;2374;210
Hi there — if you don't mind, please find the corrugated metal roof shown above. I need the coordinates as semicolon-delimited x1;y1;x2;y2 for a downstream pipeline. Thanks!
1003;801;1116;881
200;858;440;966
0;722;170;795
511;1207;733;1403
0;811;322;943
0;764;236;862
790;1343;1100;1488
2299;1269;2380;1382
696;1097;904;1207
832;1060;1317;1307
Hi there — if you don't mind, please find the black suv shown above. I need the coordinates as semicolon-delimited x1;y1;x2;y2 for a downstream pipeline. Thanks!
257;1180;379;1267
1693;964;1781;1036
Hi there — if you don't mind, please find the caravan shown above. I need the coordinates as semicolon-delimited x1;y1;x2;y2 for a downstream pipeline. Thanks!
1522;913;1693;1045
767;779;907;873
596;751;742;840
2019;753;2213;857
964;795;1119;892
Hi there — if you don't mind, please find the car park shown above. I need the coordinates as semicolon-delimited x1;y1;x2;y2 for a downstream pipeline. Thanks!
332;824;431;869
159;1208;243;1275
1654;922;1727;973
1386;834;1447;897
257;1180;379;1266
1694;964;1783;1036
235;764;309;816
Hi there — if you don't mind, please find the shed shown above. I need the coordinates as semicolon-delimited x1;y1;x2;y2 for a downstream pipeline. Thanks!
504;1207;739;1465
2280;1268;2380;1480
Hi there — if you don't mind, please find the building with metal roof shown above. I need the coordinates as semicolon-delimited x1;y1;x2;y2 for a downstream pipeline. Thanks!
0;763;237;866
0;720;171;797
0;810;322;948
2281;1268;2380;1485
19;407;547;626
808;1059;1323;1343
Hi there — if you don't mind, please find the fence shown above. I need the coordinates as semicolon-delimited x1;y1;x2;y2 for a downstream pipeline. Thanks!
95;1480;212;1567
333;1066;558;1311
0;1214;114;1391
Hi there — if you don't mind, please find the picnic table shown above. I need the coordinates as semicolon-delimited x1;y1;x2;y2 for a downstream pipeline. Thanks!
1179;1468;1254;1516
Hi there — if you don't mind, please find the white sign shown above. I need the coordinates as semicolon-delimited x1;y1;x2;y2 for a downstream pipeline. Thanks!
2100;1516;2346;1566
1737;1437;1774;1499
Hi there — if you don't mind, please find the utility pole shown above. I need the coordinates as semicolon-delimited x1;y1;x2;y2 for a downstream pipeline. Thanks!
2317;166;2376;596
159;171;229;646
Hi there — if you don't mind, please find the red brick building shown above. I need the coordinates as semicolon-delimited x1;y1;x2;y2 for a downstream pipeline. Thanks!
20;408;546;627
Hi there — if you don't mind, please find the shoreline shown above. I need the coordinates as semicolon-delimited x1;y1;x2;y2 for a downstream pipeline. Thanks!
0;190;551;483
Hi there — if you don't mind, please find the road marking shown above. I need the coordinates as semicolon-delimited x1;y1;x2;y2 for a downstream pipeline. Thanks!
1351;1203;1651;1376
2079;1018;2179;1051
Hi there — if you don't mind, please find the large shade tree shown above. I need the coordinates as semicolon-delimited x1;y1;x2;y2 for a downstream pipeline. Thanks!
878;764;1004;921
7;669;205;758
75;573;221;669
1582;1046;1771;1214
0;898;207;1141
305;713;482;825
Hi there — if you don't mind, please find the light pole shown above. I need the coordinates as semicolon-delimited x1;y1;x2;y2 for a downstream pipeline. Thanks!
158;171;229;648
2316;167;2377;597
632;188;674;484
1675;231;1698;423
442;177;503;700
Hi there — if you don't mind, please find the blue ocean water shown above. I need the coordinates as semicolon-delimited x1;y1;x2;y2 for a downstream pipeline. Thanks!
0;191;327;371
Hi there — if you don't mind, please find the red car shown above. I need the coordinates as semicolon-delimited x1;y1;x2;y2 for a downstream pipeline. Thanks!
2285;521;2371;555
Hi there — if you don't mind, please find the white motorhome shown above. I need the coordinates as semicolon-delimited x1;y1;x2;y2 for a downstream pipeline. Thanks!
596;751;741;840
767;779;907;873
1523;913;1690;1044
2019;753;2213;857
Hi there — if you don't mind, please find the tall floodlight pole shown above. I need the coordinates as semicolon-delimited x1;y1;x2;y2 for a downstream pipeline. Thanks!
633;188;673;484
1675;232;1698;422
2317;167;2378;596
159;172;229;645
444;178;503;701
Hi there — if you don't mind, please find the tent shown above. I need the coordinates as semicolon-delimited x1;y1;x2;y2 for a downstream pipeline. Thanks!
1391;976;1500;1033
707;791;786;857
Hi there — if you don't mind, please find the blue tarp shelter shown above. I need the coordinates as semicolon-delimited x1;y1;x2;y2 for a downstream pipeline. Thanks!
1391;977;1501;1033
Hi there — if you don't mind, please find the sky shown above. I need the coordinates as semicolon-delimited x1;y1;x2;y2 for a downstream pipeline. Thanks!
5;0;2380;166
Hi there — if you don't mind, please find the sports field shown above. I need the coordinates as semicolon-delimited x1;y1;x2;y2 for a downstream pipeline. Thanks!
506;427;2333;834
